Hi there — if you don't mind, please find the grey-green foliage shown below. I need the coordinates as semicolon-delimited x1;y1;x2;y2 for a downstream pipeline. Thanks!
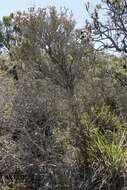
0;6;126;190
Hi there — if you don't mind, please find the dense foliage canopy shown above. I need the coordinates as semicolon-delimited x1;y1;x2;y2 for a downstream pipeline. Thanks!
0;3;126;190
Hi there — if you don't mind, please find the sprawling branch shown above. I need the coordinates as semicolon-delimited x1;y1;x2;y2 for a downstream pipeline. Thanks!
84;0;127;55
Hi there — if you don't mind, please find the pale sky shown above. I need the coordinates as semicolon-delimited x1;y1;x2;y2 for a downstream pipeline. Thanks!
0;0;99;27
